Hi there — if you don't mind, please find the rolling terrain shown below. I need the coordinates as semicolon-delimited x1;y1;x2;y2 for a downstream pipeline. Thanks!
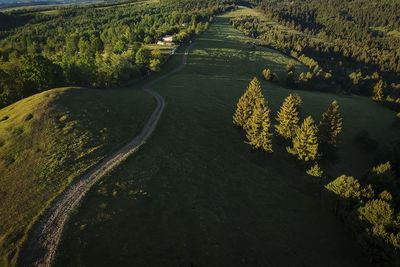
53;9;398;266
0;86;154;265
19;45;192;267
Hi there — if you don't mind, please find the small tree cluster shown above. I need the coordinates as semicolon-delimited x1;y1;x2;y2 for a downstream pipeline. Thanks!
325;174;400;262
233;77;273;153
372;161;391;175
275;93;322;162
234;86;343;165
325;175;370;199
262;68;278;82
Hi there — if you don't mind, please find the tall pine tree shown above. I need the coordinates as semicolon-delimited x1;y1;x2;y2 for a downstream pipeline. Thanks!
287;116;318;161
245;98;273;152
233;77;263;129
275;94;300;139
318;100;342;147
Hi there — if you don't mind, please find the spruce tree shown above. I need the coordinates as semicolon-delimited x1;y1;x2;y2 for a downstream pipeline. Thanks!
288;116;318;161
233;87;252;127
372;80;384;101
233;77;263;129
275;94;300;139
318;100;342;146
245;98;273;152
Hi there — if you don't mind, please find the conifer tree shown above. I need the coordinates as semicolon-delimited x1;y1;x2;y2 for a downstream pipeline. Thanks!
287;116;318;161
372;80;384;101
275;94;300;139
306;163;323;177
233;87;251;127
245;98;273;152
233;77;263;128
262;69;272;81
286;59;295;73
318;100;342;146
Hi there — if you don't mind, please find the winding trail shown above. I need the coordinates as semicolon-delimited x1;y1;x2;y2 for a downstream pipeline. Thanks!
18;45;192;267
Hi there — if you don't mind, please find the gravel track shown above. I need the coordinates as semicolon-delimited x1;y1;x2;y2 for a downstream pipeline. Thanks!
18;45;192;267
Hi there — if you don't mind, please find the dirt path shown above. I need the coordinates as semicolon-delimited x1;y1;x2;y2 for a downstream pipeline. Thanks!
18;45;192;267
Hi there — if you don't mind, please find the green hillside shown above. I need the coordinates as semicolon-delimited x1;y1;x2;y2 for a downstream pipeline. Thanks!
0;86;154;265
54;10;398;266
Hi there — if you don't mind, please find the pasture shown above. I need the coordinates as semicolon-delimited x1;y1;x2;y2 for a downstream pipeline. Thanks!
54;10;397;266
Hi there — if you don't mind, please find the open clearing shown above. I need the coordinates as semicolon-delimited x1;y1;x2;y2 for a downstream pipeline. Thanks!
54;10;398;266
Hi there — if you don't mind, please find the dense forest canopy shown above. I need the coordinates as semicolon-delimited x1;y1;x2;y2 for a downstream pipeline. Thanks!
2;0;399;109
0;0;236;108
230;0;400;112
257;0;400;73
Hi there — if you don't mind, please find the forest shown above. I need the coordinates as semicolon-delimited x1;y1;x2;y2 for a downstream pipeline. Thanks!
0;0;235;108
231;0;400;112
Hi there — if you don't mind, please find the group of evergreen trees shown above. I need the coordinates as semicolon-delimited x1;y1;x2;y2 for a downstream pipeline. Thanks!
234;77;400;264
233;78;273;152
233;77;342;163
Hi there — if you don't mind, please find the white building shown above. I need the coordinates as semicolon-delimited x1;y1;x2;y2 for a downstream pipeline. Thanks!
156;35;175;46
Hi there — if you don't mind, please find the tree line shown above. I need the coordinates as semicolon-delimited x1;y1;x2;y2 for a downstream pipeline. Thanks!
254;0;400;74
230;5;400;113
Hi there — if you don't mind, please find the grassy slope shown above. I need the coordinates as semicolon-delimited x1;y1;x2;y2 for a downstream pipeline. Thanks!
0;86;154;265
54;9;398;267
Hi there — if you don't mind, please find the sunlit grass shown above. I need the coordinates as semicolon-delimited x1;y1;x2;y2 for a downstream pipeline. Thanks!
0;86;154;266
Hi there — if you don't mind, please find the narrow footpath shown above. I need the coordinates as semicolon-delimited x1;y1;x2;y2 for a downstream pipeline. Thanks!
18;45;192;267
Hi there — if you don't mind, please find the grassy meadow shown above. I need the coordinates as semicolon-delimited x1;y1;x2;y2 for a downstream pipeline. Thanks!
0;87;154;265
54;10;398;266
